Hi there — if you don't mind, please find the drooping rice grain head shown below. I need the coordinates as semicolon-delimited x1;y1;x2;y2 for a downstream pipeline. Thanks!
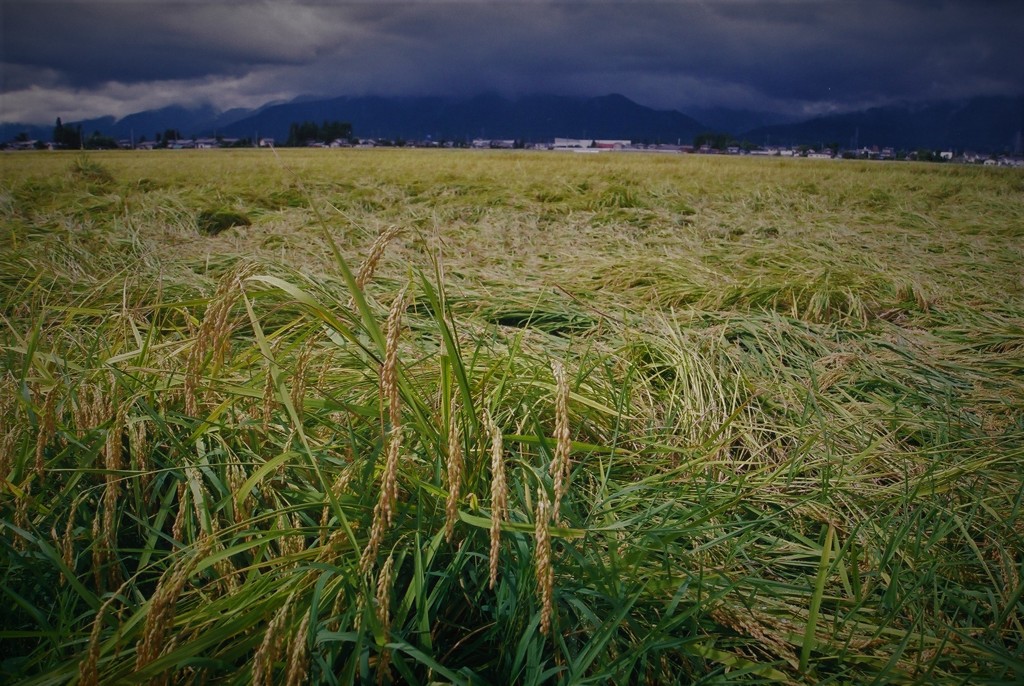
226;457;251;525
488;413;507;589
379;439;402;529
375;553;395;632
710;606;801;669
172;482;188;542
253;596;293;686
71;384;95;441
445;396;464;542
534;489;554;635
101;481;122;588
381;285;408;430
91;503;106;587
284;611;312;686
104;403;126;530
550;360;571;523
135;543;205;673
0;428;17;481
184;263;257;416
183;464;210;535
349;225;403;309
203;531;239;594
360;287;408;574
374;554;396;684
360;430;402;574
0;371;16;436
316;528;348;564
34;387;58;482
128;418;150;491
78;589;123;686
61;492;87;578
290;337;315;421
276;513;306;564
0;373;18;479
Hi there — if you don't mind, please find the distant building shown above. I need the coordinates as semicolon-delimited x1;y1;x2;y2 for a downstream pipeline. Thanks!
552;138;591;149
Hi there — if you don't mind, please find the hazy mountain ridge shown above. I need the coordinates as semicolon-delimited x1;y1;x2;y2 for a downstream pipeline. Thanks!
218;93;707;143
2;94;1021;152
742;96;1024;152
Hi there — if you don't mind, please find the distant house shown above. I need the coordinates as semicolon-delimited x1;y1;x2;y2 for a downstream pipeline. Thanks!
258;138;275;147
594;139;631;150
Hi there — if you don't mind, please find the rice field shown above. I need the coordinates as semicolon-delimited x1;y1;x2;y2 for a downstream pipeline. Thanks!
1;149;1022;684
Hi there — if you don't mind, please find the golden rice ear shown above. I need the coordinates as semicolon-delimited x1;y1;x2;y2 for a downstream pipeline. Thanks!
444;395;464;542
289;336;315;422
488;412;507;589
534;489;554;636
134;549;199;674
184;263;258;417
381;285;408;430
284;611;312;686
253;596;294;686
79;589;124;686
550;359;571;523
360;285;409;575
354;225;404;296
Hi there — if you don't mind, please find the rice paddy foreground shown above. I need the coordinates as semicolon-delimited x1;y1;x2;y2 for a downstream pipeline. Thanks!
1;149;1022;684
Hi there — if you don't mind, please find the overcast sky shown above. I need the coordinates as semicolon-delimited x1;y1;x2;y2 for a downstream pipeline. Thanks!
2;0;1022;124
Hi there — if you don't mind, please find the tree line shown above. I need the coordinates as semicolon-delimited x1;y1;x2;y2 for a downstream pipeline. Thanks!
285;120;354;146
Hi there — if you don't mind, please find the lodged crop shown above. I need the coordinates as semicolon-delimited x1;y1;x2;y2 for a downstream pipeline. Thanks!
1;150;1022;684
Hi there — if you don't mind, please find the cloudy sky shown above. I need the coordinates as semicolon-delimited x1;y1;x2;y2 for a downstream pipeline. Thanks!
2;0;1022;125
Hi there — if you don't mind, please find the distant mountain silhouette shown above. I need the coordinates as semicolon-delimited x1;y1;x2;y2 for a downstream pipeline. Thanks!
0;105;256;143
3;94;1021;152
111;104;255;141
220;93;706;143
742;96;1024;152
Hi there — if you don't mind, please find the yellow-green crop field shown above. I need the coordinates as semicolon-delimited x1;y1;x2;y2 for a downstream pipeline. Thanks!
2;149;1023;684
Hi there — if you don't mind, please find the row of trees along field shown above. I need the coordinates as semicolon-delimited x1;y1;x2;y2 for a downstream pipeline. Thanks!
44;118;354;149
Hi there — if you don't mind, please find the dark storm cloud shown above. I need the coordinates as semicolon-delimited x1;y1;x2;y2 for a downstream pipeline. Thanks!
2;0;1022;124
2;2;344;87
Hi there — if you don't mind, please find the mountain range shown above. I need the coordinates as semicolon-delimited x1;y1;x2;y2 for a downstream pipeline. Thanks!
3;93;1022;152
